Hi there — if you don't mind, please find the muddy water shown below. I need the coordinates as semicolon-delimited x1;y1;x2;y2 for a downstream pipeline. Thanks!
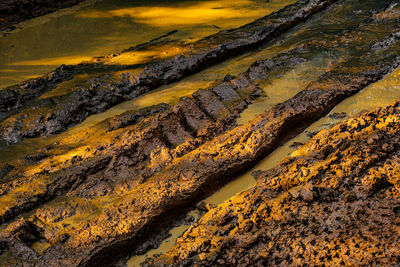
0;0;296;89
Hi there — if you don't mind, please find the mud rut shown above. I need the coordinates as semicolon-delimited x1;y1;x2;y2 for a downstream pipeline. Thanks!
0;0;400;266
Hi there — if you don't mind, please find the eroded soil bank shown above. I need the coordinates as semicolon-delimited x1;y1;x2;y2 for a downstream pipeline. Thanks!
0;0;400;266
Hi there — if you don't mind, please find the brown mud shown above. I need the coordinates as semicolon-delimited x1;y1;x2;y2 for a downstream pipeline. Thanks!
0;1;400;266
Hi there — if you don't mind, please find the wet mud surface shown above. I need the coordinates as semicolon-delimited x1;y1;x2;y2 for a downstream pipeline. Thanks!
0;0;337;144
0;0;400;266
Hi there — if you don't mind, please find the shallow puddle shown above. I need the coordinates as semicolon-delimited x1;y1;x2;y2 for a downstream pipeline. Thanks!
237;52;334;125
126;210;200;267
0;0;296;89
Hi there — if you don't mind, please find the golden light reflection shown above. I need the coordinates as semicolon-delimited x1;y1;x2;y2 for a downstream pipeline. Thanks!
9;55;93;66
1;0;296;89
237;53;334;125
127;221;194;266
105;43;188;65
38;74;89;100
80;0;296;28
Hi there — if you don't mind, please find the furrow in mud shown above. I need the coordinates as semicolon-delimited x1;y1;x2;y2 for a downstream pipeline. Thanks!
152;101;400;266
0;0;338;143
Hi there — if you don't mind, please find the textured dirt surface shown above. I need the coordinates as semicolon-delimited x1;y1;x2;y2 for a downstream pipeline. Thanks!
154;101;400;266
0;0;84;31
0;1;399;266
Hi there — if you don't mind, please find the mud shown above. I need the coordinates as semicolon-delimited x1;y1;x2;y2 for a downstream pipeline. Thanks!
0;0;84;31
154;101;400;266
0;0;337;144
0;49;269;265
1;16;397;267
0;1;400;266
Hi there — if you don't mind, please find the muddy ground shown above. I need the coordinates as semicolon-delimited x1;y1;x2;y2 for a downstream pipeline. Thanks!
0;0;400;266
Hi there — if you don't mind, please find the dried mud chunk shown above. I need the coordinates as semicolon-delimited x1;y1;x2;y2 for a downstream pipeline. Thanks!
212;82;247;113
156;112;193;147
0;219;39;262
328;112;348;119
248;59;276;80
172;97;212;133
148;145;173;172
193;89;231;120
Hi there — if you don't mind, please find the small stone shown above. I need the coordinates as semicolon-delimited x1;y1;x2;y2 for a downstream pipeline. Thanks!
302;189;314;202
367;137;375;145
289;142;304;149
301;183;314;202
382;143;389;151
301;167;309;177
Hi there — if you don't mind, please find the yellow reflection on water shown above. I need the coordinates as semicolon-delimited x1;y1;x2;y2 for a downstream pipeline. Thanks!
237;53;334;125
127;224;190;267
106;43;187;65
0;0;296;89
127;210;200;266
81;0;296;28
8;55;93;66
38;74;90;100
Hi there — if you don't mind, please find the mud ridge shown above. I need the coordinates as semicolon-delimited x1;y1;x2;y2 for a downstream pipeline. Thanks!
31;30;400;267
